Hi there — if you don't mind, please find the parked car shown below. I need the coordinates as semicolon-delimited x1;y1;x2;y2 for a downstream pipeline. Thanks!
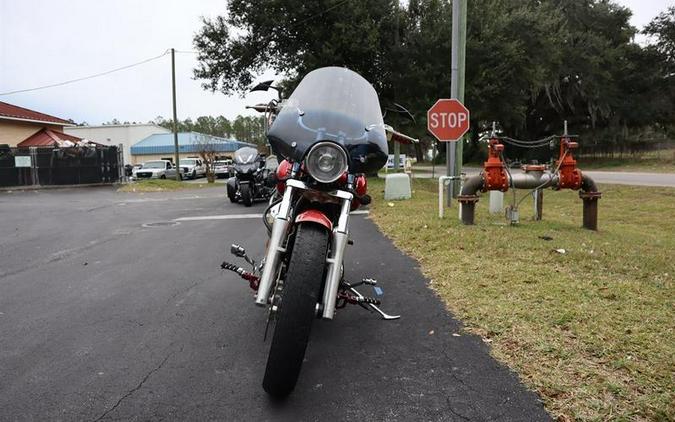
180;158;206;179
214;159;233;179
132;160;182;180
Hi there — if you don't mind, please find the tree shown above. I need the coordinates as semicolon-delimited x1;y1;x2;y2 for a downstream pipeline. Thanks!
644;7;675;73
193;0;401;98
154;114;266;145
194;134;218;183
192;0;674;161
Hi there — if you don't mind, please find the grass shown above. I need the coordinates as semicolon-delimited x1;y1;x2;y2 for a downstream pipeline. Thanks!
576;150;675;173
413;148;675;173
368;177;674;421
117;179;220;192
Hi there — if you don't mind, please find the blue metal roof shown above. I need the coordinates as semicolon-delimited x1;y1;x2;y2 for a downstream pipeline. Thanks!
130;132;256;155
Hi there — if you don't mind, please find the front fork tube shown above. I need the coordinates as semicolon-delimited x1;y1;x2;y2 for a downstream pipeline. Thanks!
255;185;294;305
321;197;352;319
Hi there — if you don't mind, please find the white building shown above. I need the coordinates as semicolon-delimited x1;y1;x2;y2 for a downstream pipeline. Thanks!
64;123;170;165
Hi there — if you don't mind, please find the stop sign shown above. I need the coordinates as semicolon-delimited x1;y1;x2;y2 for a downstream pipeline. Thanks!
427;99;470;142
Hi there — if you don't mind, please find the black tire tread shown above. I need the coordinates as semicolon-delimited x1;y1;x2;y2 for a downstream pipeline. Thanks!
241;183;252;206
262;223;329;397
227;184;237;203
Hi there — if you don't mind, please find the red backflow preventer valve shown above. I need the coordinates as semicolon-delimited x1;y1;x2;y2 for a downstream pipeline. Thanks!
483;138;509;191
556;136;582;190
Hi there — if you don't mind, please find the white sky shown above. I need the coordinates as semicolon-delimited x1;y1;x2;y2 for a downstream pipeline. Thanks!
0;0;671;125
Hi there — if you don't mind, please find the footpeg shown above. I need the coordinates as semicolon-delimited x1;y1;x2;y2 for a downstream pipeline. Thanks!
221;261;260;291
344;278;377;288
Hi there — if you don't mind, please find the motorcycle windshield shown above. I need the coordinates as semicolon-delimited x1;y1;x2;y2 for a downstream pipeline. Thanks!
267;67;388;174
234;163;258;174
233;147;259;164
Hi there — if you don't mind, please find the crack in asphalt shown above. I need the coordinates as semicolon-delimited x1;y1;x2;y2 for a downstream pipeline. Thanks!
92;352;174;422
165;278;205;305
0;232;131;280
445;397;471;421
441;350;483;418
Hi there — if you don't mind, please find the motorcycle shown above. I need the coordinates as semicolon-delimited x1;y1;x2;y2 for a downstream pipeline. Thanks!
221;67;416;397
226;147;274;206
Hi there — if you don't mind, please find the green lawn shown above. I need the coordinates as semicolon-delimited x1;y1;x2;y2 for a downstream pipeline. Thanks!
368;177;674;421
414;148;675;173
577;150;675;173
117;179;219;192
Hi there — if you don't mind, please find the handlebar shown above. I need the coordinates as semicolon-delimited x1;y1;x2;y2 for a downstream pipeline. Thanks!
246;103;274;113
385;125;418;145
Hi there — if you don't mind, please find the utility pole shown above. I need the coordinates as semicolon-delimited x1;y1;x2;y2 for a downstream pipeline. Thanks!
447;0;467;204
454;0;467;195
171;48;181;181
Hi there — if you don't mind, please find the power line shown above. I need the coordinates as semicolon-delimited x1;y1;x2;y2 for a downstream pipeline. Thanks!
0;0;352;96
0;50;170;96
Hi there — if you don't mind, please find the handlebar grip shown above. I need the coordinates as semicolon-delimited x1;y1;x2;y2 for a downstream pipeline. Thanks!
246;104;271;113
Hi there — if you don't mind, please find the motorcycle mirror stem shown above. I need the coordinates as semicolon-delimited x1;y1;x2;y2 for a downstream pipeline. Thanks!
231;244;256;269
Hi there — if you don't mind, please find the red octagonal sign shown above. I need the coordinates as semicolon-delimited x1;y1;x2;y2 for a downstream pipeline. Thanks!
427;99;470;142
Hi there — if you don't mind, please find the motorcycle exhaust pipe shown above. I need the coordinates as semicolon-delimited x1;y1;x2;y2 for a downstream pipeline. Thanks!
322;196;352;319
255;185;294;305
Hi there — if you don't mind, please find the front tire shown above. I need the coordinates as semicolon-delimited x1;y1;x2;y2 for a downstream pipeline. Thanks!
240;183;252;207
227;184;238;203
263;223;329;397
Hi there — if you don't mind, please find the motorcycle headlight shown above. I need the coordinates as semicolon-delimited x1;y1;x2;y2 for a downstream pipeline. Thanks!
305;142;348;183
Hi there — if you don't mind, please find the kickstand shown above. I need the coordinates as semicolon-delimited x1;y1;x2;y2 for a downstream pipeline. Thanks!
349;287;400;320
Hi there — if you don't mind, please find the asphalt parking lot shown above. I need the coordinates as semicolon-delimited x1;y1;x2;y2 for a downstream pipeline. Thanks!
0;186;550;421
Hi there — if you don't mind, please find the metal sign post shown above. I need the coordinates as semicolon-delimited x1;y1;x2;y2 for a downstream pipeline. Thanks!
449;0;467;204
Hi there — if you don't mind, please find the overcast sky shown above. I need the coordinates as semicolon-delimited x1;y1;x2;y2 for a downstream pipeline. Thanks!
0;0;671;125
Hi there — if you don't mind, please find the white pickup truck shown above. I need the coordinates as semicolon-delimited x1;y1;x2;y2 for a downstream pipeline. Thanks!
132;160;183;180
179;158;207;179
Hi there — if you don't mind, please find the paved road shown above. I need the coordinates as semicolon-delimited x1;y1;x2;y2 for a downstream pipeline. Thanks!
410;166;675;187
0;187;549;421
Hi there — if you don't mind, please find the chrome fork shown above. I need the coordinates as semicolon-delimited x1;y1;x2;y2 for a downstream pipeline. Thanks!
255;183;294;305
255;179;354;320
322;190;353;319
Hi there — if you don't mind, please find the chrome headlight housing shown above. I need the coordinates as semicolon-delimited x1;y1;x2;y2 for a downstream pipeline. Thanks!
305;142;348;183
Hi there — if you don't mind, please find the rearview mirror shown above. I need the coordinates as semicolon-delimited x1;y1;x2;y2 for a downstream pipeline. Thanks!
231;244;246;258
250;80;281;99
250;80;275;92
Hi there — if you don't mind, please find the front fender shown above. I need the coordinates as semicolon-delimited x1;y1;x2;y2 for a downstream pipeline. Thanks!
295;210;333;232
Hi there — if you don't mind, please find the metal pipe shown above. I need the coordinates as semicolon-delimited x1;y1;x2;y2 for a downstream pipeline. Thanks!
457;173;483;225
460;200;477;225
533;189;543;221
460;173;483;196
581;174;598;192
580;174;601;231
508;172;557;190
